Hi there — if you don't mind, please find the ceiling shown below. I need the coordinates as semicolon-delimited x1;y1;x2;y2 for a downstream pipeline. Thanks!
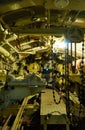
0;0;85;71
0;0;85;32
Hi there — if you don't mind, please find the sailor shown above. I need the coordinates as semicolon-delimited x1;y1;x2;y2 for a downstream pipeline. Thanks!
46;71;60;91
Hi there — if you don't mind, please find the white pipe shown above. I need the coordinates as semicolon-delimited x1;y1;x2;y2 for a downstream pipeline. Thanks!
0;46;15;62
0;23;4;31
7;33;18;42
20;40;36;46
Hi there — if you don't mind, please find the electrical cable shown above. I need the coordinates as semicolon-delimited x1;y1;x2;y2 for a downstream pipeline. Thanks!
52;89;61;104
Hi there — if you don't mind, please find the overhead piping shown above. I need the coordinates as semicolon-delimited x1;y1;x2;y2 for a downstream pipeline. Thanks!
0;23;15;62
4;40;19;53
0;46;15;62
66;11;81;26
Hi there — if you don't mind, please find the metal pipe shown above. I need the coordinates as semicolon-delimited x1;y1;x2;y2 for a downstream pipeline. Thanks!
4;40;18;53
2;114;12;130
74;43;77;71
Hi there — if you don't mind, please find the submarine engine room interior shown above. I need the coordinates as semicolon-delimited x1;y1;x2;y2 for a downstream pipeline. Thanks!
0;0;85;130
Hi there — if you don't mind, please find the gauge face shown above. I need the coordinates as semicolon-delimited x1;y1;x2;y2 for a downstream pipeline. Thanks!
28;62;40;73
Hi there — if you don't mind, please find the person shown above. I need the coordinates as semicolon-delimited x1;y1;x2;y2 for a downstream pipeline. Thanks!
46;72;60;91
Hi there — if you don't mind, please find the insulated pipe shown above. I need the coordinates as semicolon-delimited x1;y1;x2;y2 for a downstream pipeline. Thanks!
0;24;6;41
7;33;18;42
0;23;15;62
0;46;15;62
4;40;18;53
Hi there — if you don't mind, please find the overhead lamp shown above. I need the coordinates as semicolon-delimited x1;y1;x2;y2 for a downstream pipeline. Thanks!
54;0;69;8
